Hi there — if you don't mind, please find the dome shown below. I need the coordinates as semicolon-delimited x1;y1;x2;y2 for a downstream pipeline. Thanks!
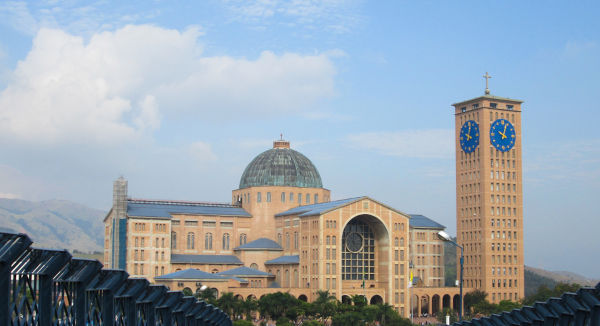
239;140;323;189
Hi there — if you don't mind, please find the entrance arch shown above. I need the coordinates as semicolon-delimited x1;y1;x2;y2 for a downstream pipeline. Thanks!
432;294;441;314
443;294;451;309
370;295;383;305
420;295;430;315
341;295;352;305
452;295;460;311
341;214;391;301
298;294;308;302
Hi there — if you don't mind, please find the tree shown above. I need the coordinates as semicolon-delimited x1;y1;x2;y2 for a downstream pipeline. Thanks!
331;311;363;326
437;308;458;324
241;296;258;320
216;292;239;319
464;290;487;314
258;292;300;321
351;294;367;308
233;320;253;326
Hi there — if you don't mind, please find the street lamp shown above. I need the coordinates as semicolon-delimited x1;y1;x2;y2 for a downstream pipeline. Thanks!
437;231;464;321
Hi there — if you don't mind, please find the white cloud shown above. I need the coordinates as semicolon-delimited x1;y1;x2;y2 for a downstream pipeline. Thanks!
0;24;336;145
188;141;218;162
224;0;362;33
347;129;454;159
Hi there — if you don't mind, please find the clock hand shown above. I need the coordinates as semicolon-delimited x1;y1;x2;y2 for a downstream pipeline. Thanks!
502;124;508;139
498;130;506;139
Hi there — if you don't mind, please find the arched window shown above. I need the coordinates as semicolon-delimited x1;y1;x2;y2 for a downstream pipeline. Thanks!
171;232;177;249
400;237;405;246
277;233;282;245
285;269;290;287
285;233;290;249
222;233;230;250
239;233;247;246
205;233;213;250
250;263;258;270
394;237;399;247
187;232;195;249
294;269;299;287
294;232;298;249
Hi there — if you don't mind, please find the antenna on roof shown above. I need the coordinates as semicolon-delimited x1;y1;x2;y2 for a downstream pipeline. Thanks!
280;133;283;140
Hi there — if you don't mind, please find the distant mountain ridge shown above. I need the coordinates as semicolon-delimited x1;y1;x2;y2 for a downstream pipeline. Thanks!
525;265;599;287
0;198;106;252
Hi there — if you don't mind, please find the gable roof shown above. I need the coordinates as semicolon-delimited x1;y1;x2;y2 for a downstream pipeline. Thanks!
264;255;300;265
275;197;364;217
409;214;445;229
155;268;227;280
217;266;274;277
126;199;250;218
170;254;243;265
234;238;282;251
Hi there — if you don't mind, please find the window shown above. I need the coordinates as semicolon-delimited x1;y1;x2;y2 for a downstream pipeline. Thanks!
220;221;233;228
286;233;290;249
205;233;213;250
298;193;302;204
289;192;294;202
461;107;466;112
314;194;318;203
171;232;177;249
332;236;336;245
222;233;230;250
277;233;282;245
490;102;497;108
239;233;247;246
342;219;375;281
202;221;216;227
267;192;271;202
507;105;514;110
185;220;198;226
257;192;262;202
306;194;310;203
294;232;299;249
250;263;258;270
281;192;285;202
187;232;195;249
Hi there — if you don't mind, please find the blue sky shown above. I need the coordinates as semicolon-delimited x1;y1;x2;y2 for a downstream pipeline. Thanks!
0;1;598;278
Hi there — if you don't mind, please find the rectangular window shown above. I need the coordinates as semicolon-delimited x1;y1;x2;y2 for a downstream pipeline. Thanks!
185;220;198;226
281;192;285;202
267;192;271;202
202;221;216;227
490;102;497;108
298;193;302;204
507;105;514;110
289;192;294;202
306;194;310;203
314;194;319;203
172;220;180;225
257;192;261;202
220;221;233;228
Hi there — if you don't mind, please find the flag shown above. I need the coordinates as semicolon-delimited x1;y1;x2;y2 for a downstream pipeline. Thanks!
408;270;413;288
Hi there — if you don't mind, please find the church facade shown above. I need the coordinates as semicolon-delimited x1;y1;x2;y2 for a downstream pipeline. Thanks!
104;139;447;316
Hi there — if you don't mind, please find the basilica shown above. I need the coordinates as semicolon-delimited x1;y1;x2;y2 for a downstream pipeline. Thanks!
104;138;447;316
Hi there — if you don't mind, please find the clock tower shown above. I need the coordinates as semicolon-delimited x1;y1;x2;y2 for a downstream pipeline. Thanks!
452;75;524;303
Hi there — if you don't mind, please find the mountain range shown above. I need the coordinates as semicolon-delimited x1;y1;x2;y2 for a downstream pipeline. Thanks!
0;198;105;253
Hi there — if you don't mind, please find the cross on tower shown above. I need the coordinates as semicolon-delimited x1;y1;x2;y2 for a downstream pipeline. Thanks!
483;72;492;95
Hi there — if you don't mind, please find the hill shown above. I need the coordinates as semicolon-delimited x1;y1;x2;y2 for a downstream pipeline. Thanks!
0;198;106;253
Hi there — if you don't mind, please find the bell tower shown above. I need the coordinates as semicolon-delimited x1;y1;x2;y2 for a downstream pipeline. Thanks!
451;74;525;303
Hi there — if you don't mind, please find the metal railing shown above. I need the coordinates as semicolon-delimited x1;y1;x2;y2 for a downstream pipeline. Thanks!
452;282;600;326
0;232;232;326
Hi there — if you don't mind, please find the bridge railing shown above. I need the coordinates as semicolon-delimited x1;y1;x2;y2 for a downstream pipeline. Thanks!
452;282;600;326
0;231;232;326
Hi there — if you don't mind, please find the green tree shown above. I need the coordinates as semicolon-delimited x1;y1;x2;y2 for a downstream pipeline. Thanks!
216;292;239;319
351;294;367;308
331;311;363;326
436;308;458;324
258;292;300;321
232;320;253;326
464;290;487;315
182;288;193;296
242;296;258;320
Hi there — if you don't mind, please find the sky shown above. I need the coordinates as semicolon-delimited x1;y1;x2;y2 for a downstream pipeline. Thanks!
0;1;599;279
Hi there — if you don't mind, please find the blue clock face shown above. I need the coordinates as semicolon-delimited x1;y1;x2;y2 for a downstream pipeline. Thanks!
459;120;480;153
490;119;516;152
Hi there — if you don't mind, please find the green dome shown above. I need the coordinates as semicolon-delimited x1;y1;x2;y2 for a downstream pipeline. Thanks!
239;141;323;189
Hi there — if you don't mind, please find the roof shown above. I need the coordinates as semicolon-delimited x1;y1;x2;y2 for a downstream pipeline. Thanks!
264;255;299;265
452;94;523;106
155;268;227;280
234;238;282;251
217;266;274;277
238;141;323;189
126;199;250;218
275;197;363;217
409;214;445;229
170;254;243;265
